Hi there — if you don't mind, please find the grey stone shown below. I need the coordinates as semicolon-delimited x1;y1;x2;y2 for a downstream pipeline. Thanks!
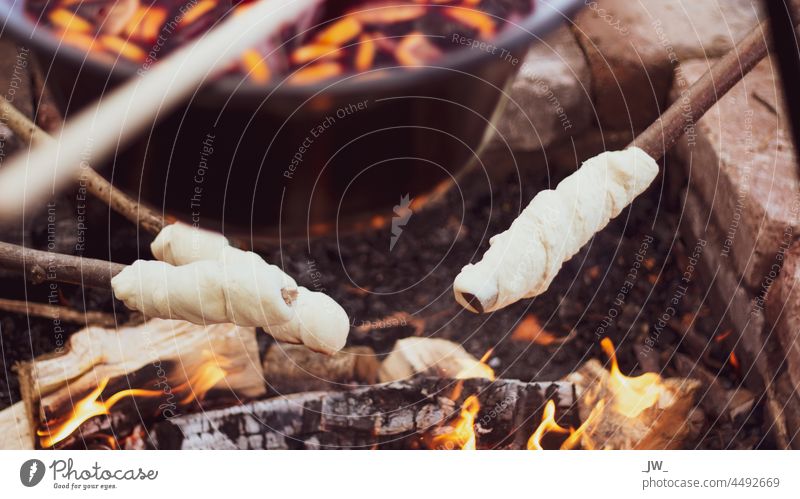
674;58;800;291
497;26;591;151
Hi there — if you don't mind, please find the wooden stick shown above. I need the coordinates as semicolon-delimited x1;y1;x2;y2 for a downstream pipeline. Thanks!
0;97;168;235
0;0;319;221
631;21;770;159
0;297;117;327
0;240;123;289
456;22;771;315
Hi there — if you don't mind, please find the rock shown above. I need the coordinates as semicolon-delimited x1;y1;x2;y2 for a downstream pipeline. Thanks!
572;0;674;132
679;190;769;390
645;0;762;60
765;242;800;405
674;58;800;291
497;26;592;151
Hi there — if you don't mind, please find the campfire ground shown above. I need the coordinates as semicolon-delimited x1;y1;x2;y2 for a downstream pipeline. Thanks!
0;142;766;449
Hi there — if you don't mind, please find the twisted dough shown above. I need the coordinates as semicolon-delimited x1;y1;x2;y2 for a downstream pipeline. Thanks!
453;148;659;313
112;223;349;354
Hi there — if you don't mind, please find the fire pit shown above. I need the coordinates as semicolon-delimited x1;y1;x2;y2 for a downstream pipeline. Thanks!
0;0;797;456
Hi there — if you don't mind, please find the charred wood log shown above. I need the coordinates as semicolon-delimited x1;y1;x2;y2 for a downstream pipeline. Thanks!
150;377;576;450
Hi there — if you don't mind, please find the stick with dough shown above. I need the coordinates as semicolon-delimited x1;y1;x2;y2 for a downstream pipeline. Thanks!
453;20;771;314
453;148;659;313
112;223;349;354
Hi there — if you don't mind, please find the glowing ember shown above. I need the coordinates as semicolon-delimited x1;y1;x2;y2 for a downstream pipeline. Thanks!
601;338;663;418
728;351;740;371
428;394;480;450
714;329;732;343
527;400;568;450
511;315;560;345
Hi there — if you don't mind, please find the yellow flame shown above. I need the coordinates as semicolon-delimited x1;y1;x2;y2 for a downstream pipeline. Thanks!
37;378;162;448
601;338;662;418
38;360;228;447
559;400;605;450
454;349;495;381
429;395;481;450
177;361;228;405
527;400;569;450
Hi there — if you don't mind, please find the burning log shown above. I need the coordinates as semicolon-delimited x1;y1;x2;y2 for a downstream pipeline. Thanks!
16;319;265;449
378;337;494;382
150;377;576;450
263;344;380;393
563;339;704;450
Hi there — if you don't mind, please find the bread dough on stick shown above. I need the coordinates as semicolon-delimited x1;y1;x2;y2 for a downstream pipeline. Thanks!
453;148;659;313
113;223;350;354
150;222;229;266
265;287;349;354
111;257;297;327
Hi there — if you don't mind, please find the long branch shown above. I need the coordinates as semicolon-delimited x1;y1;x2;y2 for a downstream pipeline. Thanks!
0;97;168;235
0;241;123;289
0;298;117;326
630;21;770;159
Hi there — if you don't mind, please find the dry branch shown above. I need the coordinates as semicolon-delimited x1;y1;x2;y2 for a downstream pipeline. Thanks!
0;240;123;289
151;377;576;450
0;96;168;234
0;297;117;327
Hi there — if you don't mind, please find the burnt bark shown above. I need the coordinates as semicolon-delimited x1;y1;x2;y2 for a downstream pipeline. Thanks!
151;377;576;450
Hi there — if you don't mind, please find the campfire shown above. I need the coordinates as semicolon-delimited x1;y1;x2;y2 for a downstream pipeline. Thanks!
0;0;793;457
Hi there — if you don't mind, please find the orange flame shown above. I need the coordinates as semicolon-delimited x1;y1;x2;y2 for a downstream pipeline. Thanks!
527;400;569;450
429;395;480;450
601;338;663;418
38;360;228;447
37;378;162;448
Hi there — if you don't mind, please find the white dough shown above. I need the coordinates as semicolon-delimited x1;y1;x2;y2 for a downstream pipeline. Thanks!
112;222;350;354
263;287;350;354
111;258;296;327
150;222;229;265
453;147;659;313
